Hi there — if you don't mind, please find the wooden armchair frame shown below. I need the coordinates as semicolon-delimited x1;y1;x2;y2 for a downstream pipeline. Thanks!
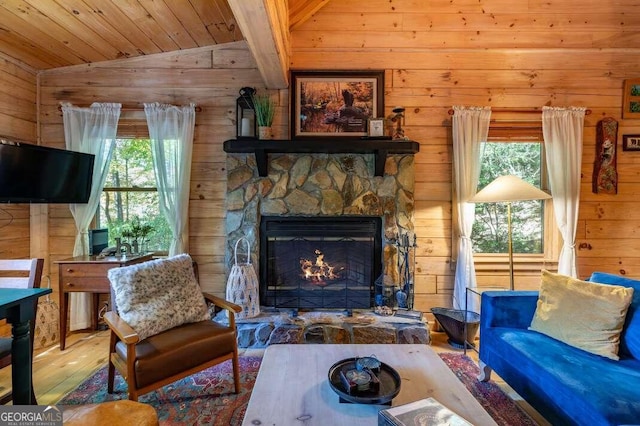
104;288;241;401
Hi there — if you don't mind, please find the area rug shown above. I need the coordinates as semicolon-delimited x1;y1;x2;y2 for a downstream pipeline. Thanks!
58;353;536;425
439;353;537;425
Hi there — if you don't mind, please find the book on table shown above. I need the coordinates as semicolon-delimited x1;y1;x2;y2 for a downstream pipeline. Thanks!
378;397;474;426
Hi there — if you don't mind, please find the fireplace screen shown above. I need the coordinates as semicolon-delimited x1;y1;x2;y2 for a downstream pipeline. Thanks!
260;216;382;310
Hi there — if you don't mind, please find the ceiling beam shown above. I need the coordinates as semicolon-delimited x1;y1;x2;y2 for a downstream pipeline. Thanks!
228;0;289;89
289;0;331;30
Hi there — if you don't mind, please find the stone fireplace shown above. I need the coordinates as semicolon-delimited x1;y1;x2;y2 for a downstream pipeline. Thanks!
225;150;415;292
223;147;427;347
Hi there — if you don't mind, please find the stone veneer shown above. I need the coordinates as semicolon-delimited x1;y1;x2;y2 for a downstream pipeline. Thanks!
216;310;430;348
225;152;416;284
223;151;420;346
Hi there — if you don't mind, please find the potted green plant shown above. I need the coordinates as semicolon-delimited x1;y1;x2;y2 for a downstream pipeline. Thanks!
251;92;276;140
121;216;153;253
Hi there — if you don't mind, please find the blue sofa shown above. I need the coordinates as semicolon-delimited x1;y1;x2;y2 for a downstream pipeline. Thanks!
479;272;640;426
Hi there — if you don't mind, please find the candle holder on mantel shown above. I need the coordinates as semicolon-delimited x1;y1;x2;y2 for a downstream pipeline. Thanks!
236;87;257;139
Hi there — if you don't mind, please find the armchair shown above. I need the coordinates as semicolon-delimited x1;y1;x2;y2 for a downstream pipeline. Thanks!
103;255;242;401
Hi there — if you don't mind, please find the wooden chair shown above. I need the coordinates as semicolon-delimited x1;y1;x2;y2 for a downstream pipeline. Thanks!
0;258;44;405
103;262;242;401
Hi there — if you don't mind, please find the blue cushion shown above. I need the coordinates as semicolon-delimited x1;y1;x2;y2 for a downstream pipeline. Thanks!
589;272;640;360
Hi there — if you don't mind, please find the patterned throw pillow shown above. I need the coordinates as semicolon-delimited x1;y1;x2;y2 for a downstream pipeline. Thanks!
529;270;634;360
108;254;210;340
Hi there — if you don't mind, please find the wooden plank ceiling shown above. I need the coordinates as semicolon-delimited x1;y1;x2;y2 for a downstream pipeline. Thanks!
0;0;327;73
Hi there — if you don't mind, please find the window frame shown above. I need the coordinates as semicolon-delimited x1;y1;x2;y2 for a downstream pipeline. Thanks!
93;126;170;256
452;122;560;274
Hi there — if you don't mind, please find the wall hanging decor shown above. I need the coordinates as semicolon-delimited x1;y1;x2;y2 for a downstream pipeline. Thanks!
290;70;384;139
622;79;640;119
236;87;257;139
623;134;640;151
592;117;618;194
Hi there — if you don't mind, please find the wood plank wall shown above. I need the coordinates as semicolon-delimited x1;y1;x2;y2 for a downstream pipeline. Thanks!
18;0;640;328
290;0;640;310
0;57;36;260
0;57;36;338
37;41;284;299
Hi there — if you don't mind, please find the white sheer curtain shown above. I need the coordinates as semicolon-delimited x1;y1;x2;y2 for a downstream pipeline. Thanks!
542;106;586;277
452;106;491;311
62;102;121;330
144;103;196;256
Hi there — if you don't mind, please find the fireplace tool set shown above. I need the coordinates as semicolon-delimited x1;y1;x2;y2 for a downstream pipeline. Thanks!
375;232;419;317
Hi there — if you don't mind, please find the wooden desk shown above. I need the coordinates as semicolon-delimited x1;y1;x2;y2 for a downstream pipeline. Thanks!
0;288;51;404
55;254;152;350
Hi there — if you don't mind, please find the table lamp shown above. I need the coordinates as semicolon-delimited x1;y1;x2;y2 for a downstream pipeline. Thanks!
469;175;551;290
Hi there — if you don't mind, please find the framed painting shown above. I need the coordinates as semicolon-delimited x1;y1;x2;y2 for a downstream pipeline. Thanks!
622;79;640;119
290;70;384;139
623;134;640;151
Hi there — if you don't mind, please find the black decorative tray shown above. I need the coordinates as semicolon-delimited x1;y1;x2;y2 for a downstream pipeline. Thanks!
328;357;401;404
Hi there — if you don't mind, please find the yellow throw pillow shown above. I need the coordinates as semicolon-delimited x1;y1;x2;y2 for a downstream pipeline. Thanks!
529;270;634;360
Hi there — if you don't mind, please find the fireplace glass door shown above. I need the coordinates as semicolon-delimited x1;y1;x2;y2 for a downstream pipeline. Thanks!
260;216;382;310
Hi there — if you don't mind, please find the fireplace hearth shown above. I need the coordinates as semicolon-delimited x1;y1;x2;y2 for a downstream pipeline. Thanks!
260;216;382;310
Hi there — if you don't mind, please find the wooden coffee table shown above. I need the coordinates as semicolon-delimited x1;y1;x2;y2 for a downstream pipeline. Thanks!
242;344;497;425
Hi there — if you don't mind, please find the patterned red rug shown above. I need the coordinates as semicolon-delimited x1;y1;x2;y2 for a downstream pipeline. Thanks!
58;353;536;425
439;353;537;426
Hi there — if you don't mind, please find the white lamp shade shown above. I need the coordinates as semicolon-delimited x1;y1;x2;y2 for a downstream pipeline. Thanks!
469;175;551;203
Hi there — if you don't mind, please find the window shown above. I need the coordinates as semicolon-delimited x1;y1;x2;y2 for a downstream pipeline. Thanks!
458;123;560;271
96;138;171;253
472;141;546;254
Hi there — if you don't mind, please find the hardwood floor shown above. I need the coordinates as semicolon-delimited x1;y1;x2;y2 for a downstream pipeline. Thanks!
0;329;549;425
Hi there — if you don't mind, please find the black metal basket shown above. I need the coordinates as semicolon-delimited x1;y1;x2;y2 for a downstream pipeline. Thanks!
431;307;480;349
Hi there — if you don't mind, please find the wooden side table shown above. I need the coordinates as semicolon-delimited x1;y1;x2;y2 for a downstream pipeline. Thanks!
55;254;152;350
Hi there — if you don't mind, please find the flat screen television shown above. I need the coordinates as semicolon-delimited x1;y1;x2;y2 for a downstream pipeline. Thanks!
0;140;95;203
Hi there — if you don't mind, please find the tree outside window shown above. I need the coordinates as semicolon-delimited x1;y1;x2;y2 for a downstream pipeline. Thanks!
472;142;546;254
96;138;171;253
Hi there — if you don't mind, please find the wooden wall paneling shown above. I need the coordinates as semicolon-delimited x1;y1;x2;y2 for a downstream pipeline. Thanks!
0;58;35;265
190;180;226;201
292;50;640;73
293;30;634;49
16;0;640;325
289;0;640;313
39;67;265;89
0;18;85;67
38;43;271;340
0;114;36;141
190;218;226;237
76;1;163;56
21;0;127;61
0;33;65;69
139;1;201;49
415;256;453;276
188;0;241;44
414;183;452;201
385;89;621;110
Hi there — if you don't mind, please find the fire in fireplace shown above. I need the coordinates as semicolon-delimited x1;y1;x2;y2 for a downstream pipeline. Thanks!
259;216;383;310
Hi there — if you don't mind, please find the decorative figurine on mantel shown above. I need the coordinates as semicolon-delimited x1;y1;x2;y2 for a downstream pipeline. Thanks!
388;106;408;140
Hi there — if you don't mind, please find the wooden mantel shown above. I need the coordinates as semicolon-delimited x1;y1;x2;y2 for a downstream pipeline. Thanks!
223;138;420;177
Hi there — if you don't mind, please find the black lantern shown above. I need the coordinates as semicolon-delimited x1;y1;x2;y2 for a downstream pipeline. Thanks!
236;87;257;139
